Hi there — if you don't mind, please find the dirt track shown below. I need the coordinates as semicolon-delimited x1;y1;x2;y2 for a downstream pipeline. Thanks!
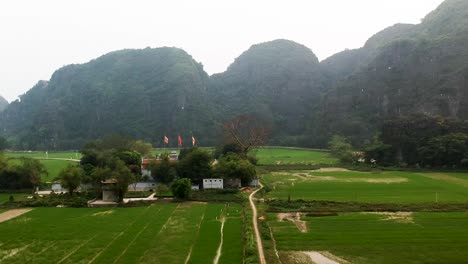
0;208;33;223
249;183;266;264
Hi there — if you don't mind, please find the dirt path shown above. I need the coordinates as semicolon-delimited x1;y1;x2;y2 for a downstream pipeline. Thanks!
213;217;226;264
249;183;266;264
303;252;341;264
0;208;33;223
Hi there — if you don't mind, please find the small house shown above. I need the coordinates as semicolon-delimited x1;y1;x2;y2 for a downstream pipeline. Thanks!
224;178;241;188
203;179;223;189
51;182;67;193
102;179;119;202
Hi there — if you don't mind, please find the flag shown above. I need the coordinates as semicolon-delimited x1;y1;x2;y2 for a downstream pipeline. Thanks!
164;136;169;144
192;136;196;146
178;135;183;147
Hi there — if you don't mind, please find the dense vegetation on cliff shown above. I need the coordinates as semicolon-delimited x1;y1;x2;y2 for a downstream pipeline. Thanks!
0;0;467;151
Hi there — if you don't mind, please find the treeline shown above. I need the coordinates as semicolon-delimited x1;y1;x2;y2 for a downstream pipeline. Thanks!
0;155;46;191
331;115;468;168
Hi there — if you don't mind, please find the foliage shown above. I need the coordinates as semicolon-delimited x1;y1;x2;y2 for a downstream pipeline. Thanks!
0;136;7;150
150;154;176;184
328;135;354;163
170;178;192;199
213;154;256;186
132;140;153;157
364;134;392;165
110;160;135;202
59;165;84;195
418;133;468;167
177;148;212;183
20;158;48;193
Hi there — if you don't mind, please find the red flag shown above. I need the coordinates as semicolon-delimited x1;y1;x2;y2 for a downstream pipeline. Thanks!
178;135;183;147
164;136;169;144
192;136;196;146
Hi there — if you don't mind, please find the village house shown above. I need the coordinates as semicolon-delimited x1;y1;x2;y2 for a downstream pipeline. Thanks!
203;178;224;189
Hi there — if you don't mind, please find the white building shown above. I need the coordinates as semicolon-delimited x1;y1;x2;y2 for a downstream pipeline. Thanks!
203;179;224;189
128;182;156;192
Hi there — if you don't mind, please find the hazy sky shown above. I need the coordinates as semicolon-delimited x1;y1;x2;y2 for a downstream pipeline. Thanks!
0;0;444;102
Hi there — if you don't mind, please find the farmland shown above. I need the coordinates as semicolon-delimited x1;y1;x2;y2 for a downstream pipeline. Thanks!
4;152;80;183
255;148;337;165
255;148;468;264
261;170;468;203
0;202;244;264
266;212;468;264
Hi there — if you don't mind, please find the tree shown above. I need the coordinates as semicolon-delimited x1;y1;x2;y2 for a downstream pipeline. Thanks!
150;154;176;184
213;154;256;186
419;133;468;167
21;158;47;194
328;135;354;163
170;178;191;199
222;115;269;156
177;148;212;184
59;165;84;195
364;134;392;165
155;184;170;196
110;160;135;202
132;140;153;157
0;136;8;150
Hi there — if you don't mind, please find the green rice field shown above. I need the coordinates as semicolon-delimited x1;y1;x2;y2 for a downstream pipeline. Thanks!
254;148;337;165
0;202;244;264
262;170;468;203
267;212;468;264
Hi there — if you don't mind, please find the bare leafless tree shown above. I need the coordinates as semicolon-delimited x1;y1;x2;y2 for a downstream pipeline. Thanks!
222;115;270;155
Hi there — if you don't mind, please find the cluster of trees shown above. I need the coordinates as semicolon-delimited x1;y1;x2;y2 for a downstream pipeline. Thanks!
365;115;468;167
150;146;257;190
330;115;468;168
0;155;47;192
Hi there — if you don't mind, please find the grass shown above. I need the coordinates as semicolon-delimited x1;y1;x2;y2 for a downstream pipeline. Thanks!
7;159;76;183
262;170;468;203
4;151;81;159
268;212;468;264
254;148;337;165
0;202;244;264
0;193;29;204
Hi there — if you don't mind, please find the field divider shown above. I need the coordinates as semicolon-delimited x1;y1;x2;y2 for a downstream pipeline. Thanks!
184;209;206;264
136;203;182;263
213;214;226;264
112;222;152;264
87;206;153;264
57;234;98;264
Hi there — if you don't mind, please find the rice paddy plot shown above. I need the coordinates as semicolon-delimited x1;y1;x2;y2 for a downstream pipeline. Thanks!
0;202;244;264
268;212;468;264
262;170;468;203
255;148;337;165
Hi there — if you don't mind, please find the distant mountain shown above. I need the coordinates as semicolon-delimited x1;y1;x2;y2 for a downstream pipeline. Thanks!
0;96;7;113
1;0;467;149
0;48;214;149
313;0;468;146
209;39;325;145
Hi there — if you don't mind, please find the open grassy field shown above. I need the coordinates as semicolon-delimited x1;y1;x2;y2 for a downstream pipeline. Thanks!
262;170;468;203
254;148;337;165
0;202;244;264
267;212;468;264
6;159;76;183
0;193;29;204
5;151;81;159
